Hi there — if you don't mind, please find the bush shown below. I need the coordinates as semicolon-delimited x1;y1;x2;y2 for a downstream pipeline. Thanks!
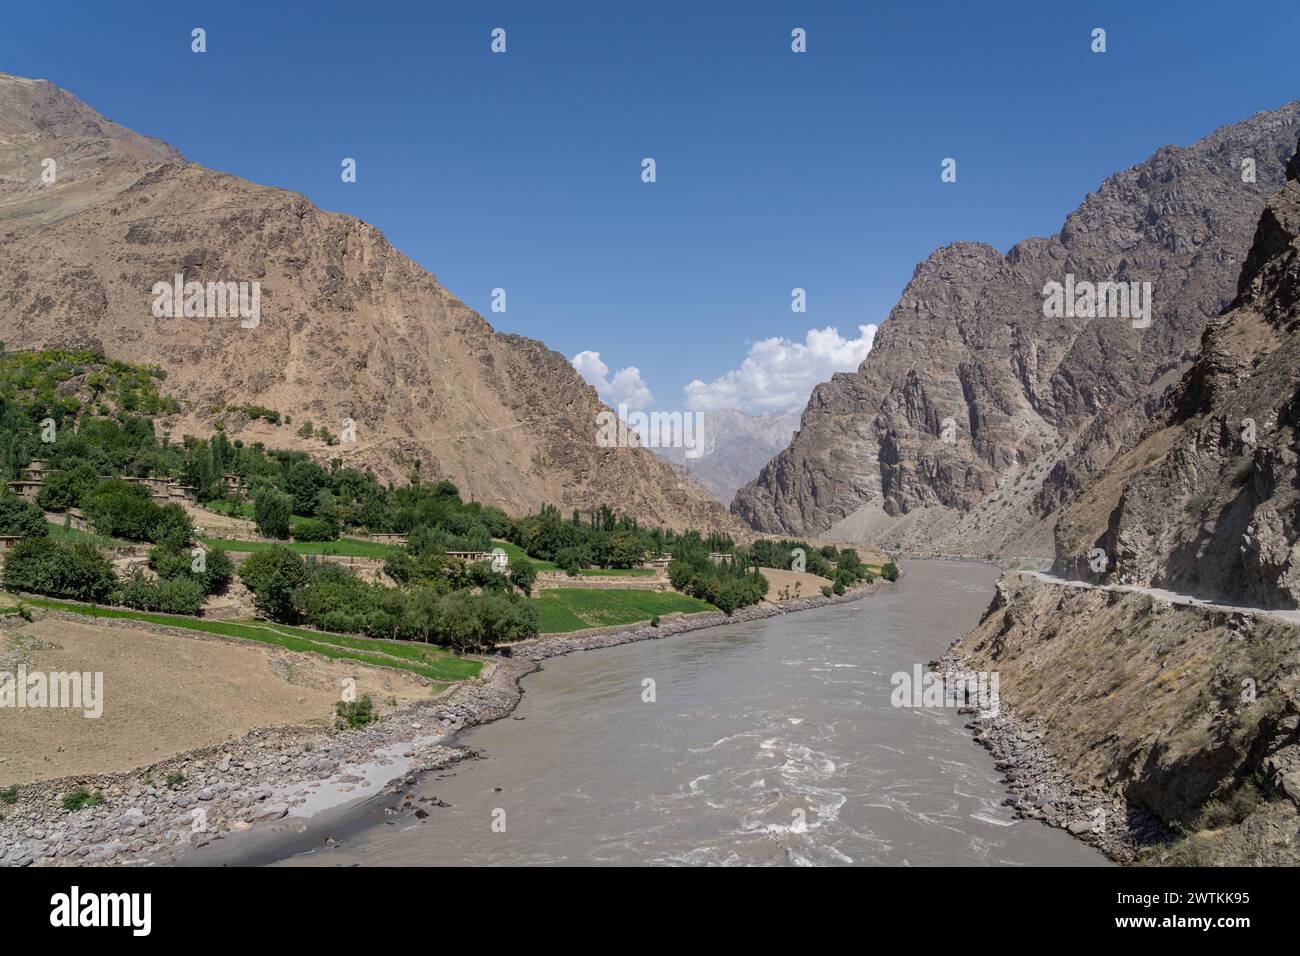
0;491;49;538
820;585;833;598
156;575;206;614
509;555;537;596
0;785;16;804
2;537;117;602
881;561;899;582
293;517;339;542
118;570;205;614
61;787;105;811
254;489;292;540
336;695;376;729
148;543;234;595
81;480;192;545
36;464;96;511
239;546;310;621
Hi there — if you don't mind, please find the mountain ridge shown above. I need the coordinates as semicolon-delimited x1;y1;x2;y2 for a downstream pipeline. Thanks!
732;103;1300;556
0;72;742;533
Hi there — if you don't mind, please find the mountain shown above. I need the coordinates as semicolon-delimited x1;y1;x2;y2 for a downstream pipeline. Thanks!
732;104;1300;557
1056;136;1300;606
951;144;1300;863
0;73;741;533
650;408;799;503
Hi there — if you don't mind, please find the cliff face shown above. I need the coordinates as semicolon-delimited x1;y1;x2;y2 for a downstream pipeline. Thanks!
0;73;739;532
1056;137;1300;606
733;104;1300;556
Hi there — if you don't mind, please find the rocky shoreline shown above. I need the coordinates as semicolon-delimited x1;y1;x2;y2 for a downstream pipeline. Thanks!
930;645;1171;863
0;581;883;868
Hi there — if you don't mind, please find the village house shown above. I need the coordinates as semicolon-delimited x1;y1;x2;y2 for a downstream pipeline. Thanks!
446;550;510;574
6;479;42;501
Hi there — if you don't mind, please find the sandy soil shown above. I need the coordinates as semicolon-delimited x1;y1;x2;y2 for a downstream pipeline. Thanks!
0;618;435;784
761;567;833;600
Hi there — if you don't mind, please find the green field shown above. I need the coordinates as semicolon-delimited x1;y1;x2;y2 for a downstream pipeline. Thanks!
198;536;400;559
45;522;136;548
200;499;256;519
531;588;715;633
10;594;479;687
492;539;658;578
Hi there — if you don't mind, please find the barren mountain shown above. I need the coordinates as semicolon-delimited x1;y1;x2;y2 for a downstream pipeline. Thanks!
1056;136;1300;606
651;408;798;503
732;104;1300;557
0;73;741;533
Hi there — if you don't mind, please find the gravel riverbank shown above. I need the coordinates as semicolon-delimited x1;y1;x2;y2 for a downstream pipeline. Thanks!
930;645;1170;863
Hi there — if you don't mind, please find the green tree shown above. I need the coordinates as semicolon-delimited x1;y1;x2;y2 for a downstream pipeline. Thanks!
0;491;49;538
509;555;537;596
238;546;310;621
254;489;292;539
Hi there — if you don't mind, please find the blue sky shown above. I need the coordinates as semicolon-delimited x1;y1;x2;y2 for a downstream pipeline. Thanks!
3;0;1298;414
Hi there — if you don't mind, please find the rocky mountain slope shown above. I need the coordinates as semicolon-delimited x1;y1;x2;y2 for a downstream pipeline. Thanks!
0;73;740;532
954;575;1300;864
733;104;1300;557
651;408;798;503
1056;137;1300;606
948;140;1300;865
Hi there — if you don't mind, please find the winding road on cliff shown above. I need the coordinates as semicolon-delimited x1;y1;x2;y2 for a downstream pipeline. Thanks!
1013;570;1300;628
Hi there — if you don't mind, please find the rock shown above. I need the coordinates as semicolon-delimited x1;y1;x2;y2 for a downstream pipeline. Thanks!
249;804;288;823
120;808;147;828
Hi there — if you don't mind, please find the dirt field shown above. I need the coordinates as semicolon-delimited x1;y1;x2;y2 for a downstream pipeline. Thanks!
0;617;435;784
761;567;833;600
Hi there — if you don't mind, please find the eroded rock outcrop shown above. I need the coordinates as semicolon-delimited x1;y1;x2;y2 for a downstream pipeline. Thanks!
1056;135;1300;605
733;105;1300;557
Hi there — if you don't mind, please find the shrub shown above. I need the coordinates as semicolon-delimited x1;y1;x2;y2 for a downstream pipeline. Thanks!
61;787;105;811
165;772;185;789
0;785;16;804
36;464;96;512
81;480;192;544
820;585;833;598
239;546;310;621
2;538;117;602
336;695;376;729
119;570;205;615
147;543;234;595
0;491;49;537
155;575;206;614
509;555;537;596
293;517;339;542
254;489;292;540
881;561;899;582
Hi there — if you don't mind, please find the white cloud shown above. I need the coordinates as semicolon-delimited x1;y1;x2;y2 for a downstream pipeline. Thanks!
572;350;654;412
683;324;878;413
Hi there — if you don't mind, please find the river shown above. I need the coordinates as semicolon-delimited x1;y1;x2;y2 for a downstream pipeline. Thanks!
207;559;1107;866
